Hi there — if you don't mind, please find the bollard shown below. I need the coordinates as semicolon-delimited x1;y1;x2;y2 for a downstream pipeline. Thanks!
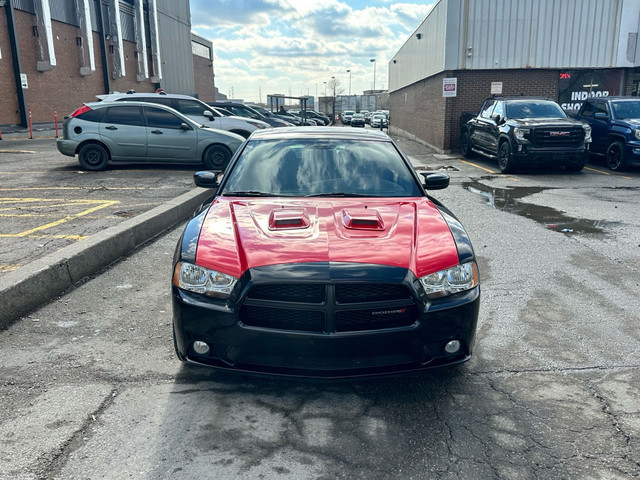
0;126;3;140
54;111;58;138
28;109;33;139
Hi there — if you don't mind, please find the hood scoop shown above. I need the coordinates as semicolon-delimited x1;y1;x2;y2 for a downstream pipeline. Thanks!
268;208;310;230
342;208;384;230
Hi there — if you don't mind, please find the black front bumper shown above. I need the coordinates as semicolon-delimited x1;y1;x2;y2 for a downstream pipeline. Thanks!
172;263;480;378
511;144;589;167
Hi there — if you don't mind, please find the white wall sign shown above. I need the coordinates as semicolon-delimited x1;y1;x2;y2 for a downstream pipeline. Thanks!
443;77;457;97
21;73;28;89
491;82;503;94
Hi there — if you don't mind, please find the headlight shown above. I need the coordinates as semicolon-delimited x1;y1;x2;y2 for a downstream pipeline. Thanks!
633;129;640;141
583;124;592;142
513;127;530;141
418;262;479;299
173;261;238;299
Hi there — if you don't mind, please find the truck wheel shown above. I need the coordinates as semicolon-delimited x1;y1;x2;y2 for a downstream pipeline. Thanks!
497;141;514;173
460;131;473;158
606;141;626;171
78;143;109;171
202;145;231;171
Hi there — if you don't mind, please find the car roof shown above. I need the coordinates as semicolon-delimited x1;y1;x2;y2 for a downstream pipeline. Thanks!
249;126;391;141
98;92;201;101
487;96;554;102
585;96;640;102
84;100;192;119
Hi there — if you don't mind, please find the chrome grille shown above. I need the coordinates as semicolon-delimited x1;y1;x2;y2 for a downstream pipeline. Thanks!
532;127;584;147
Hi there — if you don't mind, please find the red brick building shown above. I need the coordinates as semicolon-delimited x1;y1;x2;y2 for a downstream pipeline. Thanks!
1;0;215;127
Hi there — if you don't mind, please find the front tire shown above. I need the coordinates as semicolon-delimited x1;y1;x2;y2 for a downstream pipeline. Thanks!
203;145;231;171
606;141;626;171
497;141;514;173
78;143;109;171
460;131;473;158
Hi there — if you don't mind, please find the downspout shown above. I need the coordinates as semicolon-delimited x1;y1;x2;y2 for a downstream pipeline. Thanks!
5;1;28;126
95;0;110;93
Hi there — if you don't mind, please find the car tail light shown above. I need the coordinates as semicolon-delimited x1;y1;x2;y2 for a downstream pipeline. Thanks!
70;105;92;118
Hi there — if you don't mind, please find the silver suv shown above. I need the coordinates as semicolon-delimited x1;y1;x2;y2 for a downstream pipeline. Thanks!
57;101;244;171
97;92;270;138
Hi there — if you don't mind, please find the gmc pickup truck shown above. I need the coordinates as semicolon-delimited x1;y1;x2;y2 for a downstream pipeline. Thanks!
460;97;592;173
574;96;640;171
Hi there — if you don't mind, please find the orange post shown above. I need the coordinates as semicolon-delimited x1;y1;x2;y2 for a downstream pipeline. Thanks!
28;109;33;139
55;111;58;138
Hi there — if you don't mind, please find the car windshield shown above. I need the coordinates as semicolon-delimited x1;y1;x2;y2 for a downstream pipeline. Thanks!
221;139;422;197
611;100;640;119
506;100;567;119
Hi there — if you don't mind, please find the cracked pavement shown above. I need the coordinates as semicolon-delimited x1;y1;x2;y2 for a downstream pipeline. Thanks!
1;137;640;479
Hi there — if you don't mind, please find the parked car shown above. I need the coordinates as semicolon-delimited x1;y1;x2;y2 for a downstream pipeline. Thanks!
341;110;355;124
460;97;592;173
57;101;244;171
208;101;292;128
574;96;640;171
351;113;366;127
171;126;480;378
370;113;388;128
279;110;317;126
96;92;270;138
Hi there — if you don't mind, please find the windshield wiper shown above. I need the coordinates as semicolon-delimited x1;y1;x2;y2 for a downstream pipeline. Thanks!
223;191;279;197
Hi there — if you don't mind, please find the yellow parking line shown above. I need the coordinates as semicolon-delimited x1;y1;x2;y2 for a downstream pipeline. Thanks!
0;200;118;238
0;150;36;154
585;166;611;175
458;159;497;174
584;167;633;179
0;264;21;272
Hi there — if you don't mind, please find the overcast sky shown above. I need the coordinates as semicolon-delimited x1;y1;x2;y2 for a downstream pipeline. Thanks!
189;0;435;104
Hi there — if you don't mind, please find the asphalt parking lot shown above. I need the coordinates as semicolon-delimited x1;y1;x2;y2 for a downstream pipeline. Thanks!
1;127;639;478
0;137;198;274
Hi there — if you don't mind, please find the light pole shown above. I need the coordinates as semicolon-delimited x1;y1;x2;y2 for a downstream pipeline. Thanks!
323;81;327;96
331;76;336;123
347;69;351;96
370;58;376;91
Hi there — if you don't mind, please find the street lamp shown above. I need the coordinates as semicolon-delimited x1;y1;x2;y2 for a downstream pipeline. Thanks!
370;58;376;91
323;81;327;96
346;69;351;96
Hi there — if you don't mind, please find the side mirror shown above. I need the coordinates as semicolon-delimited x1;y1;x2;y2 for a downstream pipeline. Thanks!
203;110;213;119
194;171;219;189
491;113;503;124
421;172;449;190
594;112;608;120
180;123;191;130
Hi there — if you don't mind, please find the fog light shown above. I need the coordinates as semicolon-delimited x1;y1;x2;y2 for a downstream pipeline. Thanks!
444;340;461;354
193;341;210;355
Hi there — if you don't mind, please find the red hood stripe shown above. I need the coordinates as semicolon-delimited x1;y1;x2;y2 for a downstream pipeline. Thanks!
195;197;460;279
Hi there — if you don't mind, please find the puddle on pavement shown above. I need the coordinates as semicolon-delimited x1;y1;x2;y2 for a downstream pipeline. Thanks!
463;181;611;235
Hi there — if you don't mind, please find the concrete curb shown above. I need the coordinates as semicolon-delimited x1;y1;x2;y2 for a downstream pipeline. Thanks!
0;187;213;329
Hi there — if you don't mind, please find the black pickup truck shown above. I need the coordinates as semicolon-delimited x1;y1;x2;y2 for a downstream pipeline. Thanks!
460;97;592;173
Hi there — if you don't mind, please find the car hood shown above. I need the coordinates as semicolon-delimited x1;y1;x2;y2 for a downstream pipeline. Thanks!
195;197;460;279
510;118;585;127
613;118;640;127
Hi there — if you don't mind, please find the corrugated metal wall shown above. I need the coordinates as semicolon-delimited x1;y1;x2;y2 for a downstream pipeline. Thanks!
390;0;638;92
388;0;448;94
155;0;194;95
